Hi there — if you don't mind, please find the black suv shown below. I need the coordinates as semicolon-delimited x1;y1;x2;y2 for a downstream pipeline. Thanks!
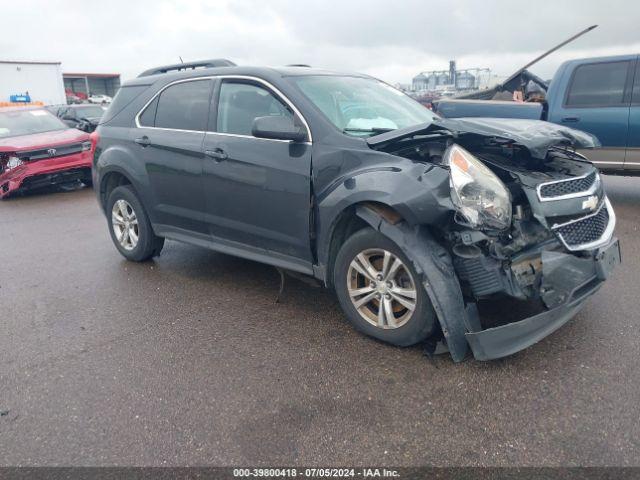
94;59;620;362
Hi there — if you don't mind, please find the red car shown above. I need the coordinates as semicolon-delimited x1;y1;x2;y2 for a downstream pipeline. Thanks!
0;107;94;198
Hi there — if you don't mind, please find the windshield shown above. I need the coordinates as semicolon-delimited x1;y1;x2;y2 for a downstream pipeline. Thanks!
0;109;67;138
293;76;437;136
76;106;107;118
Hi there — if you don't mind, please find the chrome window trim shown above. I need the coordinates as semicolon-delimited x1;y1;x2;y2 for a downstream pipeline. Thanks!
551;196;616;251
536;170;600;202
134;75;313;143
135;77;211;133
204;131;309;145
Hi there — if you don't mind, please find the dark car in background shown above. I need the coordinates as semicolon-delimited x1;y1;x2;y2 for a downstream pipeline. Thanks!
47;104;107;132
0;107;94;198
93;59;620;362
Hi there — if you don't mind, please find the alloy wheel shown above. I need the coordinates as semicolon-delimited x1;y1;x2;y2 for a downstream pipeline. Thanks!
111;199;139;251
346;248;417;329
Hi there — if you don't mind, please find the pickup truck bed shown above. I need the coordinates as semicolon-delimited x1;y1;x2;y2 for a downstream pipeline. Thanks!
435;99;543;120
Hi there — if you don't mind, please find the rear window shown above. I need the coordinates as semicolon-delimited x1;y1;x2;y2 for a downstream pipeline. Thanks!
100;85;149;124
153;80;212;131
565;61;630;107
0;110;67;138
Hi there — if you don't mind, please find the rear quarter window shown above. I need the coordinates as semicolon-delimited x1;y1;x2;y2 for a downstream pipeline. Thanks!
100;85;149;124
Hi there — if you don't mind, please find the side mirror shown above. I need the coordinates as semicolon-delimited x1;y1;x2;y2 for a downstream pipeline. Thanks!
252;115;306;142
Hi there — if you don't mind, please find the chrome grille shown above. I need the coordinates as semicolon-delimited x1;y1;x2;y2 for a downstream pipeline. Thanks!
538;171;598;200
551;198;614;251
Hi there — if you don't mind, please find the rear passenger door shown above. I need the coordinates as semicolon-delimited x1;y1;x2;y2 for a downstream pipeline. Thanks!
134;78;212;234
625;56;640;173
201;78;314;268
549;59;633;169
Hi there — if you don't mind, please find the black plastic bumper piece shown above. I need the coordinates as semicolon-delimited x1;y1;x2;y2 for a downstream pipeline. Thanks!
465;284;598;360
20;168;91;191
466;239;620;361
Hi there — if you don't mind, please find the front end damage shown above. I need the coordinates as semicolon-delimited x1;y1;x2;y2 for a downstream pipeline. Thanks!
365;118;620;361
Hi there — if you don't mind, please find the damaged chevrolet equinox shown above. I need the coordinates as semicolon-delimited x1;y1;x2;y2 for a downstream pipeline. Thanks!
93;59;620;361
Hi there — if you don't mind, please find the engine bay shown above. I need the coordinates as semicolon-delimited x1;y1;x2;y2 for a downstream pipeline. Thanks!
369;126;609;306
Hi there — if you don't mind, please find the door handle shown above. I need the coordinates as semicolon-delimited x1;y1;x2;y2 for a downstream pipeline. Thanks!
134;136;150;147
561;116;580;123
205;148;228;161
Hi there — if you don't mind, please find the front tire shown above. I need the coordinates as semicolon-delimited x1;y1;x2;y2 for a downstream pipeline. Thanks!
106;185;164;261
333;228;437;347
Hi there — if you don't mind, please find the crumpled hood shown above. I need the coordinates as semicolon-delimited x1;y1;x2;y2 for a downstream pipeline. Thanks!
367;117;600;159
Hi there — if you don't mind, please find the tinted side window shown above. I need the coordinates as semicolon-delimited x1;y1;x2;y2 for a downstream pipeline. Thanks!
565;61;630;107
101;85;148;124
154;80;211;131
139;96;158;127
217;82;293;136
632;61;640;105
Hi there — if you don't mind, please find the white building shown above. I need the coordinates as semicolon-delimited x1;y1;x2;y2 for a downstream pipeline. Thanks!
0;60;66;105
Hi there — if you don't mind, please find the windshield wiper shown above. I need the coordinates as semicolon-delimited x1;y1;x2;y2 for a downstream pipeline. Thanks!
342;127;397;135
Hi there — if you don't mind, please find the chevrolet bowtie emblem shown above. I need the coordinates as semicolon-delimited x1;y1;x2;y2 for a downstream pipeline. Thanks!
582;195;599;211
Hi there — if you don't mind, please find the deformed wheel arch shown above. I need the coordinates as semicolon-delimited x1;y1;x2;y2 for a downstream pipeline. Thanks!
324;201;404;289
99;170;135;211
355;203;473;362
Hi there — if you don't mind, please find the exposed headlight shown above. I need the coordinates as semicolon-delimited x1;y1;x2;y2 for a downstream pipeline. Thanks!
6;156;23;170
82;141;92;151
445;144;512;230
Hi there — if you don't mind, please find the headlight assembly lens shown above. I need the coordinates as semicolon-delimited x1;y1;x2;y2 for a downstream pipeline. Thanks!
445;144;511;230
6;156;23;170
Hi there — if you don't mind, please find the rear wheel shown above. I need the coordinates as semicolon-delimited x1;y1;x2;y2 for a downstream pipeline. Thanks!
106;185;164;261
333;227;437;347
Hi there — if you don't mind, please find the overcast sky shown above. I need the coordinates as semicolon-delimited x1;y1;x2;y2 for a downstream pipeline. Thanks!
2;0;639;84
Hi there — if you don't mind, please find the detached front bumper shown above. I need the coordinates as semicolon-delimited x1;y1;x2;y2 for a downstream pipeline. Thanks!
0;152;92;198
465;238;621;360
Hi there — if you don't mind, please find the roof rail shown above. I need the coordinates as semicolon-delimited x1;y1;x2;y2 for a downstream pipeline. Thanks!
138;59;236;78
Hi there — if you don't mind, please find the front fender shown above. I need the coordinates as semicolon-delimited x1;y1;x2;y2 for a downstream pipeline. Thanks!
316;156;454;268
356;205;472;362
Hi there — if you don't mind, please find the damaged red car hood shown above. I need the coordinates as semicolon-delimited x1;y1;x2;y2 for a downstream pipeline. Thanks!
0;128;90;153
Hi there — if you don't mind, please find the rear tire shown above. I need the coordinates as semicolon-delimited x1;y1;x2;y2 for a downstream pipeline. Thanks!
106;185;164;261
333;227;437;347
